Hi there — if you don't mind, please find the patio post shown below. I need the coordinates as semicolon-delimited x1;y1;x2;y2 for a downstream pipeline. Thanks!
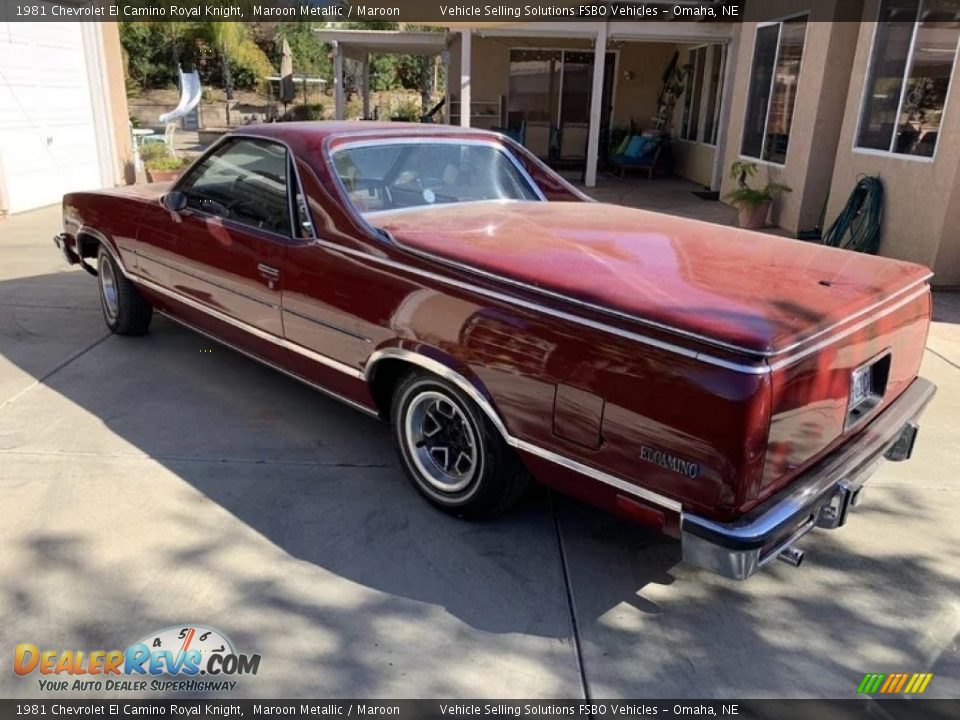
362;53;370;120
584;22;608;187
459;29;471;127
711;34;739;191
333;40;345;121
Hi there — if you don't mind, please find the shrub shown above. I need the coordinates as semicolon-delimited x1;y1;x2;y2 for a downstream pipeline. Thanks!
138;142;170;162
391;98;421;122
725;161;791;209
139;142;191;171
145;154;191;171
282;103;325;121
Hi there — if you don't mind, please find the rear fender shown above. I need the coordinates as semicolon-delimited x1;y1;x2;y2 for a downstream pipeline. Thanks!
363;344;509;439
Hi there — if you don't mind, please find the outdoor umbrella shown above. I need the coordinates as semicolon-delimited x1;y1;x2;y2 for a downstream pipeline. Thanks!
279;38;295;111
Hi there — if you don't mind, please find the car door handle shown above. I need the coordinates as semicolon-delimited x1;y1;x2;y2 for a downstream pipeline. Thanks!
257;263;280;282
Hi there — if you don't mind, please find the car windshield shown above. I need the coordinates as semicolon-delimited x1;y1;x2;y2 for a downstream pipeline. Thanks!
331;141;541;215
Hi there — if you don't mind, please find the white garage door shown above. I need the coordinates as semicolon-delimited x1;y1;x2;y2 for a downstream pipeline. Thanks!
0;22;105;213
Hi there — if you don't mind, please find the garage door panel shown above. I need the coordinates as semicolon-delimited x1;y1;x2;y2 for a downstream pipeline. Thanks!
0;21;102;213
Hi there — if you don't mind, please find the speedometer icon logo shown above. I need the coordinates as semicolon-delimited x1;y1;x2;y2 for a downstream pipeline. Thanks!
133;625;235;673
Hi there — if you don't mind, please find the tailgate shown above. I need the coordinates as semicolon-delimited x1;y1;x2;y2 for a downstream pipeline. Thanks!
746;283;932;507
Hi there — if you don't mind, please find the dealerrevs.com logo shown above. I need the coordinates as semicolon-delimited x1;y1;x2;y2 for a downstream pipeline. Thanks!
14;625;260;692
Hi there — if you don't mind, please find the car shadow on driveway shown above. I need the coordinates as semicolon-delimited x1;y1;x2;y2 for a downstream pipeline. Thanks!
3;269;960;698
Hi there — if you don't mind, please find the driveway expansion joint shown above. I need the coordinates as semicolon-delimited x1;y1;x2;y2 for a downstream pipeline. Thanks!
0;331;111;411
549;491;591;703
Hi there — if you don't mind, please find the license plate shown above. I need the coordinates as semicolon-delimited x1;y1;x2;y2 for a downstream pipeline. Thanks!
850;364;874;410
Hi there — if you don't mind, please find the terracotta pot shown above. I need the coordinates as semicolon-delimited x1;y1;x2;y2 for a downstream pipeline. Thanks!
737;199;772;230
146;168;182;184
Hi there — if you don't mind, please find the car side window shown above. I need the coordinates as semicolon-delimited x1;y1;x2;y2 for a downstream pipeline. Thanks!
178;138;292;236
288;159;314;240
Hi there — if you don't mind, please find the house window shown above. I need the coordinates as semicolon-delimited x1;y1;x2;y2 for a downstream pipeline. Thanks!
703;45;726;145
680;44;726;144
856;0;960;158
741;17;808;164
681;46;706;141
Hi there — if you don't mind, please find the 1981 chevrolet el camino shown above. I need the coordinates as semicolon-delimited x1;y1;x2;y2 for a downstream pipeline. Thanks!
55;123;935;579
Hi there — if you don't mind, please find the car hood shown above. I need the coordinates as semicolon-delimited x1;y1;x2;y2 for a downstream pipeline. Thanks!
371;201;931;356
96;183;172;201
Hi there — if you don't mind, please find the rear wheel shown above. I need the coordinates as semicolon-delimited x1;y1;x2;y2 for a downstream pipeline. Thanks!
391;372;529;519
97;246;152;335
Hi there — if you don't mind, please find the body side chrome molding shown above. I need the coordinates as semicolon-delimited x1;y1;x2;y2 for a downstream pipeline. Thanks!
137;251;280;310
315;133;931;364
766;275;932;358
513;437;683;513
765;285;930;371
316;238;769;375
312;237;932;376
398;242;933;361
134;274;364;380
363;347;684;513
158;310;378;419
282;306;373;343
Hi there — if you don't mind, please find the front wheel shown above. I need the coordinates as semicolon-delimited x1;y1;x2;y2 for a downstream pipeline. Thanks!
391;372;529;519
97;246;153;335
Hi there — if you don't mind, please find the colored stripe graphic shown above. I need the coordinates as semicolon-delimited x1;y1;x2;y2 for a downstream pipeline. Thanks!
857;674;885;694
858;673;933;694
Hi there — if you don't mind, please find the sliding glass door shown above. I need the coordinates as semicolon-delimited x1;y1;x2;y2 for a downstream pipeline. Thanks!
507;49;615;128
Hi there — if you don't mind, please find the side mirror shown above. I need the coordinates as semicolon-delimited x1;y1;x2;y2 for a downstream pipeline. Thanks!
162;191;187;212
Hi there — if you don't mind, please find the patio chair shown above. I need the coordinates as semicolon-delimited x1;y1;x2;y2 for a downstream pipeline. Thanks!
559;122;589;166
609;133;662;179
523;121;553;161
130;121;156;173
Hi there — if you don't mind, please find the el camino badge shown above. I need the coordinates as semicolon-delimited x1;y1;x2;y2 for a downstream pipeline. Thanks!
640;445;701;479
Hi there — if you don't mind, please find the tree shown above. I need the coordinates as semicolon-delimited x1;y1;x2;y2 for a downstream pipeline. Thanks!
272;22;332;80
204;22;245;101
120;21;201;91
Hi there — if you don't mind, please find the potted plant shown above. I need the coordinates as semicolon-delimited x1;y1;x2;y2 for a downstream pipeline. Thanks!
726;161;791;230
141;144;191;183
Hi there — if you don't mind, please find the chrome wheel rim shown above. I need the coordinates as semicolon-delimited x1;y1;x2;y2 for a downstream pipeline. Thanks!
99;257;119;322
403;391;479;493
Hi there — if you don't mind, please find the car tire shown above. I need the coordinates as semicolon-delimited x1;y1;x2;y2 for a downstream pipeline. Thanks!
97;246;153;335
391;372;529;519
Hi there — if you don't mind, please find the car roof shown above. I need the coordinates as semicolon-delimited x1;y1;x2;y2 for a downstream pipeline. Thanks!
232;121;500;144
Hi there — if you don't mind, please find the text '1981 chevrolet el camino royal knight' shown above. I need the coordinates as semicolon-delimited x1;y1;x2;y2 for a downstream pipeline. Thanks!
53;123;936;579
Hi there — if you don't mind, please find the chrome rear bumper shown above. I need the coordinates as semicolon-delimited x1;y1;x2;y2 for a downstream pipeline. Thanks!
681;377;936;580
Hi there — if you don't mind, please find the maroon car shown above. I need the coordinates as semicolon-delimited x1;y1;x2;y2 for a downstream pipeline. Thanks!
54;123;935;579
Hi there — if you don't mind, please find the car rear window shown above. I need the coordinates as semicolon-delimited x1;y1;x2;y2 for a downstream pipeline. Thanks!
331;141;541;214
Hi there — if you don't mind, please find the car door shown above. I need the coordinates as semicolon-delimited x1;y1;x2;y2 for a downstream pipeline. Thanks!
136;137;296;354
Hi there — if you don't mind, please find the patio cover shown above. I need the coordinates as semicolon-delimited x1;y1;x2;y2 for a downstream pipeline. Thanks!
314;22;735;188
312;29;447;122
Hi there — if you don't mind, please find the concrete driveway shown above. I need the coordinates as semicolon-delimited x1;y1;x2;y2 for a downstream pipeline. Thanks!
1;205;958;699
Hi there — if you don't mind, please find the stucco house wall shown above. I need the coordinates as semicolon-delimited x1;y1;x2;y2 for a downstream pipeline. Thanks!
610;41;678;131
102;23;134;185
719;1;862;233
825;0;960;285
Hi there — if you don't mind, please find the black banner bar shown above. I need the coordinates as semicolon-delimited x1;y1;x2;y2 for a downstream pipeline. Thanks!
1;700;959;720
0;0;912;23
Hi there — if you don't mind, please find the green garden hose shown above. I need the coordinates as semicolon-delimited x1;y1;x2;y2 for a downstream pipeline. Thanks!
822;175;884;254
